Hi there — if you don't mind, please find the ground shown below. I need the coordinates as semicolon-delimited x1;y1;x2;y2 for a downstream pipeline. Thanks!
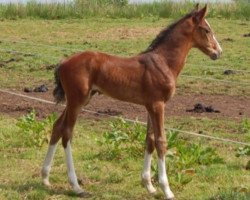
0;89;250;121
0;17;249;200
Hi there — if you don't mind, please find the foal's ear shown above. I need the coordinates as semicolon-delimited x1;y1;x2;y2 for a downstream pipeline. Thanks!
191;3;199;14
194;3;199;11
193;4;208;24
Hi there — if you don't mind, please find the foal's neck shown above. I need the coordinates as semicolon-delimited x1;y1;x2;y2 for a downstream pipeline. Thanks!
154;32;192;78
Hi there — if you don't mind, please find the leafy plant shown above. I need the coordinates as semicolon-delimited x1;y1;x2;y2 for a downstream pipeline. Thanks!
16;110;57;147
162;130;223;185
98;118;145;159
98;117;223;186
166;130;223;168
239;118;250;134
236;146;250;157
167;130;179;149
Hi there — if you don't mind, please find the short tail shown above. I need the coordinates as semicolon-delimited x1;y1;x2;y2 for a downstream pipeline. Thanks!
53;65;65;103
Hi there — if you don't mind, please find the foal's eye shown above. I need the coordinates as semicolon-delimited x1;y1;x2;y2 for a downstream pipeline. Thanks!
204;29;210;34
202;27;210;34
199;26;210;34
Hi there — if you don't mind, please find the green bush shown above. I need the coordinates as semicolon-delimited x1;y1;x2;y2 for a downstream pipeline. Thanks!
16;110;56;147
98;118;145;159
165;130;223;185
236;146;250;159
98;118;223;185
239;118;250;134
99;118;223;163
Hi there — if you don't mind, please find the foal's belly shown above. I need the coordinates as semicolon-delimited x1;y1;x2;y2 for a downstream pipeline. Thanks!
91;84;146;105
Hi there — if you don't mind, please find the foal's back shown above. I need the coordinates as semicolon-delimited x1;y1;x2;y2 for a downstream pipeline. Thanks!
59;51;175;105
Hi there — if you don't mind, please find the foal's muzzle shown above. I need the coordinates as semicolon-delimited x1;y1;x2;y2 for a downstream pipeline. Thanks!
210;49;222;60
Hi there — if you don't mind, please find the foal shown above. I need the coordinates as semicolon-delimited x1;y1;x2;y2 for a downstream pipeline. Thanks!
41;5;222;199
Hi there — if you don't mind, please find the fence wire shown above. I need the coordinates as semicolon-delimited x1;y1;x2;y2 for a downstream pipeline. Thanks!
0;88;249;146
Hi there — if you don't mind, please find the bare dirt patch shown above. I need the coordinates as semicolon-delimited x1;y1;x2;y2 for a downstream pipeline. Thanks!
0;88;249;121
223;69;236;75
0;57;23;68
243;33;250;37
186;103;220;113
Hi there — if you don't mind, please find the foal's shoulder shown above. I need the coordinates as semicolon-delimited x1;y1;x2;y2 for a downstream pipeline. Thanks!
138;53;167;68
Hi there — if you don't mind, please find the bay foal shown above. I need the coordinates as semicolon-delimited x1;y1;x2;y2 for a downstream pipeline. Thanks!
41;5;222;199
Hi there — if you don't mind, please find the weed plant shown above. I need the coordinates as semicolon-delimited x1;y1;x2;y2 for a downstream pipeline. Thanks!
16;110;56;147
239;118;250;134
98;117;146;159
236;146;250;157
98;118;224;185
0;114;249;199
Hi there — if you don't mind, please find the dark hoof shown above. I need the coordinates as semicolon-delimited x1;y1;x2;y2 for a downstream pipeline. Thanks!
78;192;92;198
166;198;175;200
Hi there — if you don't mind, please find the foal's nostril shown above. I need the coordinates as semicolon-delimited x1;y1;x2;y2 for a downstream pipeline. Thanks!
211;53;218;60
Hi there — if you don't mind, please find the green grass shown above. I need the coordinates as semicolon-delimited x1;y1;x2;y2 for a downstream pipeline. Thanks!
0;10;249;200
0;1;249;20
0;17;249;95
0;113;249;200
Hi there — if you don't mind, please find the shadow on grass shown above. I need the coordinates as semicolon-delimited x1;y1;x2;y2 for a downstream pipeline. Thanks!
0;180;82;198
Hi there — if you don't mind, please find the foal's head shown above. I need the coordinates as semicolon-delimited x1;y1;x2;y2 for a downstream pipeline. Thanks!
144;4;222;60
190;5;222;60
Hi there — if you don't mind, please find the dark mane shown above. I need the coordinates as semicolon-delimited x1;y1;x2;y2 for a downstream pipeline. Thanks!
142;12;194;53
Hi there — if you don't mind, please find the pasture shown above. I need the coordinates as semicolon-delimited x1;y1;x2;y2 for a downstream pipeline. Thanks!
0;10;250;200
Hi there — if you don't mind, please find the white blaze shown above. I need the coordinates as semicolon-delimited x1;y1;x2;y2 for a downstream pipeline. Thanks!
205;19;222;54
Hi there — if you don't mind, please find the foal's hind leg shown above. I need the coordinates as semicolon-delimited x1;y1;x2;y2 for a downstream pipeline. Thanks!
62;81;95;196
41;110;66;186
142;114;157;194
62;99;91;197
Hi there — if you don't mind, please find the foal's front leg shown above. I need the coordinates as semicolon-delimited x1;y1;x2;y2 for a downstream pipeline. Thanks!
142;115;157;194
147;102;174;200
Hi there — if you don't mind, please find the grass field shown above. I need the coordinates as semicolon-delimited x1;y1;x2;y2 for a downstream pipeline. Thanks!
0;9;250;200
0;18;249;95
0;113;249;200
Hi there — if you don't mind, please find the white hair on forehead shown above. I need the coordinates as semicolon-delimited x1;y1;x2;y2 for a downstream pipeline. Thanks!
204;19;222;53
204;19;211;28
